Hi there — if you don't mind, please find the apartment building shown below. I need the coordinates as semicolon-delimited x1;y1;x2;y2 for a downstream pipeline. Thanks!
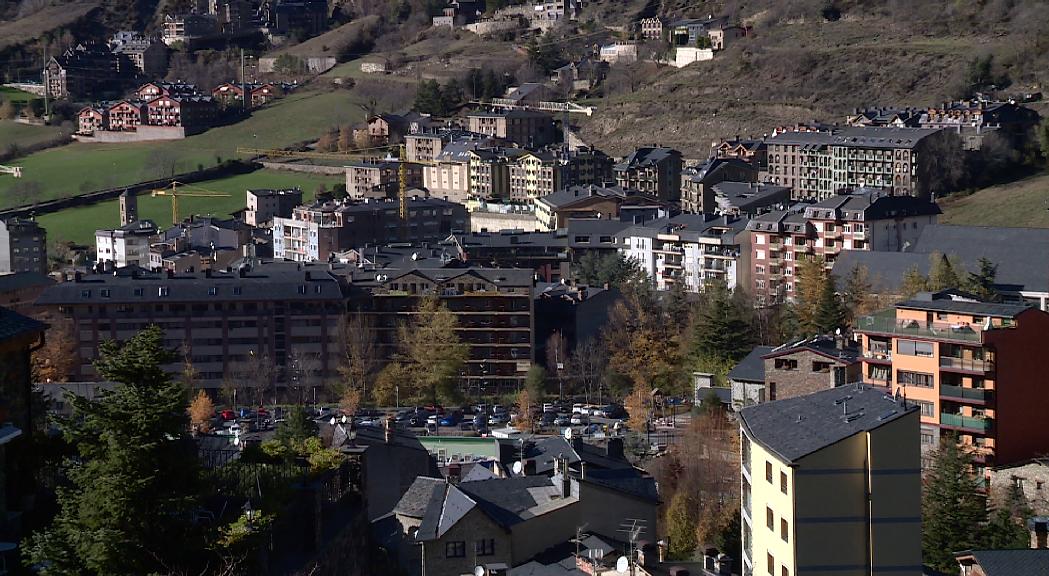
108;32;168;77
680;157;758;213
344;160;423;200
0;218;48;275
466;109;556;147
468;148;524;200
748;189;940;304
144;94;217;129
740;385;921;576
619;213;749;293
95;220;158;268
347;265;535;392
710;182;791;217
854;290;1049;469
423;138;493;203
162;14;219;46
43;43;123;99
766;126;950;200
272;197;468;262
534;184;668;231
245;187;303;227
405;130;488;163
614;147;683;201
508;150;563;201
34;263;344;390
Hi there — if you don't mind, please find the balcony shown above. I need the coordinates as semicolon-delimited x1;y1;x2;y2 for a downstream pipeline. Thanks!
857;309;983;343
863;350;892;363
940;384;989;404
939;356;994;373
940;413;992;433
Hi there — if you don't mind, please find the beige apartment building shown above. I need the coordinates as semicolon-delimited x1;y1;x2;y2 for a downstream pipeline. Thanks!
740;385;921;576
466;109;556;147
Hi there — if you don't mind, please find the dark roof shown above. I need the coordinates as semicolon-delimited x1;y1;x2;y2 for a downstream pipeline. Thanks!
0;271;55;293
763;335;860;364
831;251;931;294
739;385;917;463
959;549;1049;576
803;189;942;221
0;306;46;342
895;293;1031;318
913;225;1049;294
582;467;659;502
614;147;681;171
712;182;791;213
456;475;575;529
393;476;446;518
727;345;774;383
767;126;943;149
525;436;582;474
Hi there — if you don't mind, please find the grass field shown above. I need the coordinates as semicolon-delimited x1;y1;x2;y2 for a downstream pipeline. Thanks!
37;169;343;246
0;87;41;104
939;171;1049;229
0;87;365;207
0;120;69;149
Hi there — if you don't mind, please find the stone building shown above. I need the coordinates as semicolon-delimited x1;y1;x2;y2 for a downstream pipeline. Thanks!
761;336;861;402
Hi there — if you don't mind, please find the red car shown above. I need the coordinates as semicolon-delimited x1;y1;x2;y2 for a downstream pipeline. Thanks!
256;408;270;417
220;410;236;421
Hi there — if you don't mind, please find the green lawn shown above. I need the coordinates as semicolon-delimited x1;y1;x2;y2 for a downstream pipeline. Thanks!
0;87;364;207
37;169;343;246
0;87;41;104
939;171;1049;229
0;120;69;150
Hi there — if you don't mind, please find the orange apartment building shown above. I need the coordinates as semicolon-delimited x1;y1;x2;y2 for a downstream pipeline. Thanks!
855;290;1049;471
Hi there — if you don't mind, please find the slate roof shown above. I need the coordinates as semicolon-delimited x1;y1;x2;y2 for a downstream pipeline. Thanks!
711;182;791;214
0;271;55;293
614;147;680;171
456;475;576;529
764;335;860;364
727;345;774;383
895;294;1031;319
683;157;755;183
739;384;916;463
767;126;943;149
0;306;47;342
912;225;1049;294
803;189;941;221
526;436;582;474
960;549;1049;576
392;476;446;519
831;251;931;293
619;213;749;243
582;467;659;502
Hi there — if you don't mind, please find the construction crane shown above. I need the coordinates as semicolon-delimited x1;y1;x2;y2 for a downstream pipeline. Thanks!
151;182;231;225
0;165;23;178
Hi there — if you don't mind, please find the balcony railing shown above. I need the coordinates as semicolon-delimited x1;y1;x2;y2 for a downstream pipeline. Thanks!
940;384;989;403
939;356;994;372
940;413;991;433
857;310;983;342
863;350;892;362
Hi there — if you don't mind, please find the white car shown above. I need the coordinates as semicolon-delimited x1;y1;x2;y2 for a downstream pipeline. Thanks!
572;403;586;414
570;414;589;426
427;415;439;426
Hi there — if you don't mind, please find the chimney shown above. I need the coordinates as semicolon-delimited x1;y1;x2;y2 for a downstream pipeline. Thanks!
561;459;571;498
606;437;625;460
73;271;83;282
657;541;667;563
1031;517;1049;549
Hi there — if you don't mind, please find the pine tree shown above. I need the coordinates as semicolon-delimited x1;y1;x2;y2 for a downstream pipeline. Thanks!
964;257;999;301
813;273;846;334
843;264;873;326
928;252;962;291
690;277;754;363
982;482;1033;549
665;490;698;560
26;326;204;575
901;265;929;298
922;437;987;573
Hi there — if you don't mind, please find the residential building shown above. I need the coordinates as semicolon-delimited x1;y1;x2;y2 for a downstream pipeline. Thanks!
499;82;557;106
0;218;48;275
468;148;524;200
508;150;563;201
245;187;303;227
135;80;199;100
42;43;123;99
761;336;861;403
120;189;138;225
534;282;620;361
765;126;954;200
955;548;1049;576
561;145;614;189
347;265;535;391
258;0;328;37
729;345;774;409
144;94;217;130
108;32;168;77
550;57;607;93
748;189;941;304
669;16;731;47
855;291;1049;469
639;16;665;40
680;157;758;213
619;213;749;293
713;138;768;174
405;129;488;163
740;385;921;576
35;262;344;390
448;230;570;283
464;201;540;233
95;220;159;268
920;99;1040;150
358;112;433;146
0;307;47;539
422;137;492;203
534;184;668;231
0;272;55;313
833;224;1049;311
211;81;289;109
598;42;638;64
344;160;423;200
615;147;683;202
162;13;220;46
710;182;792;217
466;109;557;147
76;105;108;135
272;197;468;262
846;107;922;128
708;24;748;50
106;99;146;131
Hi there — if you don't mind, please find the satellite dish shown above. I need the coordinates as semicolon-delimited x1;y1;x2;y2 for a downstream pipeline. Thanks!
616;556;629;573
411;252;419;261
341;415;348;424
474;566;486;576
512;461;523;475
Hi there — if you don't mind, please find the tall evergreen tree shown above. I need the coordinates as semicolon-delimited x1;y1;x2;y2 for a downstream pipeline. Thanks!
843;264;873;326
26;326;204;575
665;490;698;560
982;482;1033;549
813;273;846;334
901;265;929;298
928;252;963;291
922;437;987;573
964;257;999;301
690;278;754;363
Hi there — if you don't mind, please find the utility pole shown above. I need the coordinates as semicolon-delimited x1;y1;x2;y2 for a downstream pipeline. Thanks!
240;48;247;114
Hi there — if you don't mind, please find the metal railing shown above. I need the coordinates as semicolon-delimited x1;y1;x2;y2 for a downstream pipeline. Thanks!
858;310;983;342
939;356;994;372
940;413;991;433
940;384;989;402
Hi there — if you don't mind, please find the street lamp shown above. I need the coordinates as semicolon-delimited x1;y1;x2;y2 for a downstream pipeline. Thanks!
242;500;256;528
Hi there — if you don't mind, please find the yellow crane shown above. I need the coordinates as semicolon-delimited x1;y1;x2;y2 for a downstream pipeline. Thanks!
151;182;231;225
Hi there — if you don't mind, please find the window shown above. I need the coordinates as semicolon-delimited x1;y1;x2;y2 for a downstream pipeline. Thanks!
769;382;777;401
208;287;218;296
133;287;144;297
158;286;170;297
780;472;788;494
812;361;832;373
768;553;775;575
781;518;789;541
475;538;495;556
920;430;935;445
233;287;242;295
766;462;773;483
766;507;774;530
782;567;790;576
917;400;935;418
897;339;934;357
774;359;798;371
445;541;466;558
898;370;934;388
80;289;91;298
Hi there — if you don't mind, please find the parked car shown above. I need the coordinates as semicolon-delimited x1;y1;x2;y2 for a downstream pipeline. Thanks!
540;411;557;426
220;409;237;421
424;404;445;415
408;411;432;427
554;415;572;427
315;406;333;419
488;413;510;426
440;411;463;426
572;403;586;414
427;414;440;426
571;413;589;426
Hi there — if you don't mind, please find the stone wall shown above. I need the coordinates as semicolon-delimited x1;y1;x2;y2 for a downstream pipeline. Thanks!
763;350;858;401
989;461;1049;516
260;161;346;175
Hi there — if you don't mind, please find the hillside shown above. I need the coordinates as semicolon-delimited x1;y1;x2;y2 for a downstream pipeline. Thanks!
572;0;1049;157
0;0;98;51
939;172;1049;229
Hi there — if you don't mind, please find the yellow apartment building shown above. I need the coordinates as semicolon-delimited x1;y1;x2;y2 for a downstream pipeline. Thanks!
740;385;921;576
